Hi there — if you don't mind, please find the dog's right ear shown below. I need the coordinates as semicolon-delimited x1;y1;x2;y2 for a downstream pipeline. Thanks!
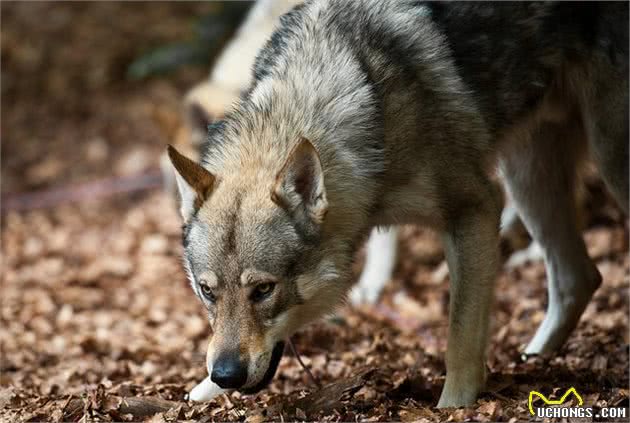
272;138;328;225
167;145;215;221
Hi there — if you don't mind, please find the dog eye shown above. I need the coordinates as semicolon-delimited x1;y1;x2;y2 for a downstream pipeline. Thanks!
251;282;275;302
199;283;216;303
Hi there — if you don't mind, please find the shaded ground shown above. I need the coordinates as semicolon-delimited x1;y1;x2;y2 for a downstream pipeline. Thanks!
2;2;628;422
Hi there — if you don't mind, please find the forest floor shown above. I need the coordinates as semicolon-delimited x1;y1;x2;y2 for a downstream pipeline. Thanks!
2;2;628;422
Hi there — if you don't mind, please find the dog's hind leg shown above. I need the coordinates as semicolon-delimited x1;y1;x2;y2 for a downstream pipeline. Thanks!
350;226;398;305
437;180;502;408
500;116;601;356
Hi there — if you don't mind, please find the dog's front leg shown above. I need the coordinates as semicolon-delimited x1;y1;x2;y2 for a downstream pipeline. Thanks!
436;194;500;408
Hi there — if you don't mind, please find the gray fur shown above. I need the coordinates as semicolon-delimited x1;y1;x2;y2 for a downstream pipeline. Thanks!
171;0;628;406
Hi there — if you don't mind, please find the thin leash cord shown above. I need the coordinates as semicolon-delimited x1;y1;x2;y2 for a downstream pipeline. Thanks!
289;338;322;389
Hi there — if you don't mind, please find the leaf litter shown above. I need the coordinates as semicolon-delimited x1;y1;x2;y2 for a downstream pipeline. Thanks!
2;2;628;422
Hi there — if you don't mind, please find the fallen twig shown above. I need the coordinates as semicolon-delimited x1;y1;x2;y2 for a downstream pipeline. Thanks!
289;337;322;389
275;368;375;419
61;395;183;421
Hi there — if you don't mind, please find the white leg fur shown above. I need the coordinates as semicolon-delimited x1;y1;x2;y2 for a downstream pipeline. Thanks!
499;203;521;236
501;118;601;356
501;195;556;269
350;227;398;305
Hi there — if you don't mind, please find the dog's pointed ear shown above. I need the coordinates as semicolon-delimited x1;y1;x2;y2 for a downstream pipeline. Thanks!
167;145;215;221
272;137;328;224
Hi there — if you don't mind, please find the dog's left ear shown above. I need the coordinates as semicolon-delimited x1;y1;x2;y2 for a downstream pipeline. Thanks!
272;137;328;224
167;145;215;221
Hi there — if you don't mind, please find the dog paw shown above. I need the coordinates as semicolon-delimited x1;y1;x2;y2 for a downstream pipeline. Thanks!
436;392;479;409
437;364;486;408
505;241;544;268
349;282;381;306
437;382;482;408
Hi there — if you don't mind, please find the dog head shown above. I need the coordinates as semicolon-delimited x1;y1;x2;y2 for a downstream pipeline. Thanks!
168;138;349;392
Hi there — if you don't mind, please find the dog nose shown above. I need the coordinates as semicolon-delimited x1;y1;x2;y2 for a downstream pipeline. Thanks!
211;352;248;389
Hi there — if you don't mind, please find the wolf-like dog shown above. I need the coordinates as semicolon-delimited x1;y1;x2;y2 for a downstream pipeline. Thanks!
168;1;628;407
161;0;397;306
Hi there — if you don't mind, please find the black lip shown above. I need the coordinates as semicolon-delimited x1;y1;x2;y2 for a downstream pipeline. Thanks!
241;341;285;395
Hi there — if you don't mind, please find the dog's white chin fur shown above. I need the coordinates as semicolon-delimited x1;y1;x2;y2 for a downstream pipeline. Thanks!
188;376;227;401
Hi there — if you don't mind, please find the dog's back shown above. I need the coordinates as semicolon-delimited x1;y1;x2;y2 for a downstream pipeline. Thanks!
424;2;628;132
294;1;626;135
423;2;628;208
244;0;627;186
